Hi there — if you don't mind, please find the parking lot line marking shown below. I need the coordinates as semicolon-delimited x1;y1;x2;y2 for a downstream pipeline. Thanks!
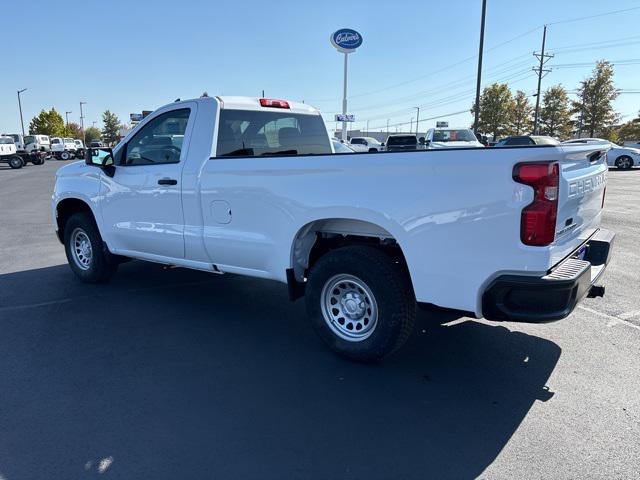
578;305;640;331
619;310;640;320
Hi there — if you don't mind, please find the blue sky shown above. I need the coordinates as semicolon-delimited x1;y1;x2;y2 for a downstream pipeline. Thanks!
1;0;639;135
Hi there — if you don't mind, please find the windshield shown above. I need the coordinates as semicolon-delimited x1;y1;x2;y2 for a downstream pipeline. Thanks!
333;140;354;153
432;129;476;142
24;136;36;144
387;135;417;146
0;137;14;144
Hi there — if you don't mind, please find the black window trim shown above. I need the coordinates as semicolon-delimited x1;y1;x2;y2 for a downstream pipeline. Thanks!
119;107;191;167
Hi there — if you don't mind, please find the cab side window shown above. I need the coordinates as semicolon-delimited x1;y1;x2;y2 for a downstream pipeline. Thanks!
124;109;190;166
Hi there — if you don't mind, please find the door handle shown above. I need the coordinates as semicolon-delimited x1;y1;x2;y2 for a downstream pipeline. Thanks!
158;178;177;185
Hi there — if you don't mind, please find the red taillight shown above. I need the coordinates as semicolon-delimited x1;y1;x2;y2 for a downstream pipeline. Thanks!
513;162;559;246
259;98;290;109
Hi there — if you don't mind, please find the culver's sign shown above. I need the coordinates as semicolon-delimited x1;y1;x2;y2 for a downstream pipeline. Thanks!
330;29;363;53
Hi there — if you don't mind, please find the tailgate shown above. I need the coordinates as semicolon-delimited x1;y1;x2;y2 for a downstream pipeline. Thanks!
551;145;608;265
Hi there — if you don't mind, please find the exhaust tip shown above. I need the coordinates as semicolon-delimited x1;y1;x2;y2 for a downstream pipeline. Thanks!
587;285;605;298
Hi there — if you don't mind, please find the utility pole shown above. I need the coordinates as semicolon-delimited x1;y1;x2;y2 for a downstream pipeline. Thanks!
79;101;87;143
65;111;72;126
410;118;414;133
17;88;27;136
414;106;420;136
92;121;97;127
366;119;369;136
262;90;265;97
473;0;487;135
532;25;553;134
386;119;390;137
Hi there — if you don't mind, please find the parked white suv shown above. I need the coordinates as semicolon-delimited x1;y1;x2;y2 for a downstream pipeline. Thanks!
424;127;484;149
562;138;640;170
52;96;614;362
349;136;383;152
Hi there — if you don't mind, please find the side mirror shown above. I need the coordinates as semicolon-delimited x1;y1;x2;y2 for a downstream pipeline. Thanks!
381;142;385;146
85;147;115;175
425;139;430;145
418;137;425;144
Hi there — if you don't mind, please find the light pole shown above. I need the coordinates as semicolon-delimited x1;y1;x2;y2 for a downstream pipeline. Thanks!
473;0;487;135
386;119;390;137
366;120;369;136
410;118;414;133
92;121;97;127
17;88;27;136
79;101;87;143
414;106;420;136
65;111;72;126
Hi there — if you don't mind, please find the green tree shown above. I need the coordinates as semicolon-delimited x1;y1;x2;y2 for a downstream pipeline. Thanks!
470;83;514;140
101;110;121;146
539;85;572;138
28;108;66;136
572;60;619;137
84;126;102;144
511;90;533;135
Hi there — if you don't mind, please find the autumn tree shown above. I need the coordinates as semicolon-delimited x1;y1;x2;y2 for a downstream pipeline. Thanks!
64;122;83;139
616;110;640;142
511;90;533;135
84;126;102;144
539;85;572;138
471;83;514;140
572;60;619;137
28;108;66;136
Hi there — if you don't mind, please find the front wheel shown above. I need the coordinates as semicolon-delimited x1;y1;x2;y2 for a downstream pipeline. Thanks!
60;151;70;160
63;212;118;283
305;246;416;362
8;156;23;169
615;155;633;170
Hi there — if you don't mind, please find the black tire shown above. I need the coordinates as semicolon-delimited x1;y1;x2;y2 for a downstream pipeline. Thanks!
34;156;44;165
63;212;118;283
615;155;633;170
8;156;23;169
61;151;70;160
305;246;416;362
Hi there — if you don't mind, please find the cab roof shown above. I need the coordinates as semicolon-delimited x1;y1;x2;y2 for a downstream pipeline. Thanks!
216;96;320;115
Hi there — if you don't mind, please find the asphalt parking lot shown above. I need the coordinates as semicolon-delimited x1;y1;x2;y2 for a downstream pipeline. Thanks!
0;159;638;479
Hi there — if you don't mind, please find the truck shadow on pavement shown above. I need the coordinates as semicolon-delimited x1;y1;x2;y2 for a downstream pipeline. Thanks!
0;261;560;480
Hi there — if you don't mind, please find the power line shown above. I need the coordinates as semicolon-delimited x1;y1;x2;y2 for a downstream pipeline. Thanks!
547;6;640;26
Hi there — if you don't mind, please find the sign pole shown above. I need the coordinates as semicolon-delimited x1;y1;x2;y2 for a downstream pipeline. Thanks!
342;52;348;142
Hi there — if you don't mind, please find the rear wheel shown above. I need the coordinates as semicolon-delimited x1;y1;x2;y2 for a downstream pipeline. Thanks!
305;246;415;362
61;151;70;160
8;156;23;169
615;155;633;170
63;212;118;283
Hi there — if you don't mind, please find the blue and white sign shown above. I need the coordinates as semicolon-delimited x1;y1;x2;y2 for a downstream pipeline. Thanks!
330;29;363;53
335;114;355;122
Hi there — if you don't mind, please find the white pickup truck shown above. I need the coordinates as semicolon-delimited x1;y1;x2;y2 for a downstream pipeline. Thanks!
52;96;614;361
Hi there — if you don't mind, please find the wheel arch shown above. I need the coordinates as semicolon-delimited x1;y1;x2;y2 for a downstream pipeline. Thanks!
55;197;97;243
288;217;414;298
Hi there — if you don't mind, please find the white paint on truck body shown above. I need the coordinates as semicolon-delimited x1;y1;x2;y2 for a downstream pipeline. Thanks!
53;96;608;317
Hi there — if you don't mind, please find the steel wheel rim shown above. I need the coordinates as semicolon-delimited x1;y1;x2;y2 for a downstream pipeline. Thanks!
71;228;93;270
321;274;378;342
